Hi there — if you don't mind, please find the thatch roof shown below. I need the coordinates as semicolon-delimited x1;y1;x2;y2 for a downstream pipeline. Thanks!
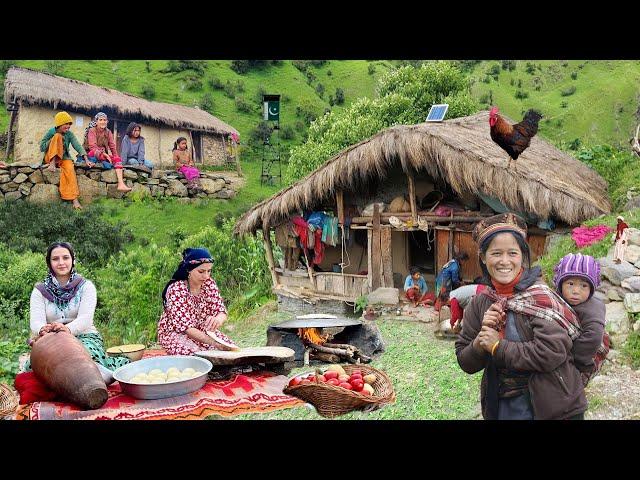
235;111;611;236
4;67;238;135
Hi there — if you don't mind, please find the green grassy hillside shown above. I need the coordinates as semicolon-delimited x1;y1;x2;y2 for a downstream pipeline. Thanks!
0;60;393;152
469;60;640;148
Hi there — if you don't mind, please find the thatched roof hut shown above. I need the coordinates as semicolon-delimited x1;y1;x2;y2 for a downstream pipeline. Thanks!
4;67;237;135
4;67;239;167
235;111;610;236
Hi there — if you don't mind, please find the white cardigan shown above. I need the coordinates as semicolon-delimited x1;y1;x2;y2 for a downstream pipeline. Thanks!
29;280;99;337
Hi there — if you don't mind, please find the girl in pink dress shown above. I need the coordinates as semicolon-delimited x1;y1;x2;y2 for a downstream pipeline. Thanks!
158;247;238;355
172;137;201;189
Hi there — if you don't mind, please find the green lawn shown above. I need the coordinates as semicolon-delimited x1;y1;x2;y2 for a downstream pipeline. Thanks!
470;60;640;147
0;60;391;153
99;159;280;246
223;306;482;420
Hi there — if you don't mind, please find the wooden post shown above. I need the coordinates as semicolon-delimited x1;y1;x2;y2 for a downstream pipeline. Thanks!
367;229;373;290
235;142;243;177
448;226;455;260
5;105;17;161
371;204;381;290
336;190;345;225
407;173;417;225
381;226;393;287
262;227;280;287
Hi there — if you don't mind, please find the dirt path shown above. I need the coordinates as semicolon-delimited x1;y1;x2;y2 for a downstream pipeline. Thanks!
585;353;640;420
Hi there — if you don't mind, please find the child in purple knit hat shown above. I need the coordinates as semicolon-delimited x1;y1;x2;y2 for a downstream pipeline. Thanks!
553;253;609;384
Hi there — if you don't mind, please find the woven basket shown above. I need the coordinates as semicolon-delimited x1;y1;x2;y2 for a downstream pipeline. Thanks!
0;383;18;418
283;364;395;418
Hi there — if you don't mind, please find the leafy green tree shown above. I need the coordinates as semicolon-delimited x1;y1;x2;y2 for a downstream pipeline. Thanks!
285;62;477;183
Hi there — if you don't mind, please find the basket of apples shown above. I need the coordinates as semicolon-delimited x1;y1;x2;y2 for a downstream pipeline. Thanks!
283;363;395;418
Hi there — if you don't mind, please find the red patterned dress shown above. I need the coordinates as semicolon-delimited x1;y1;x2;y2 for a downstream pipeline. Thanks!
157;278;229;355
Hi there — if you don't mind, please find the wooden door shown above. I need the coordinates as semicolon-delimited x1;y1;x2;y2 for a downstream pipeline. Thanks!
115;120;129;156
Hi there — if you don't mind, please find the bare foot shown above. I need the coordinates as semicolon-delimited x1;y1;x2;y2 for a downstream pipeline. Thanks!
117;183;132;192
72;199;83;210
46;161;57;173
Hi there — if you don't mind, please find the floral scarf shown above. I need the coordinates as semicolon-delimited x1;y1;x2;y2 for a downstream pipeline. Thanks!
35;270;86;311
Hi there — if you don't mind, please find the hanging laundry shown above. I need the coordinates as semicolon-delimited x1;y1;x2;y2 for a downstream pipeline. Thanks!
322;215;340;246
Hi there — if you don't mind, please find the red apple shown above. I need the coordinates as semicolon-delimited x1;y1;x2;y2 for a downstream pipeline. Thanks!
307;375;316;382
338;382;353;390
317;375;326;382
327;378;340;386
350;379;364;392
324;371;339;380
359;388;371;396
300;379;312;385
289;376;302;387
350;370;362;377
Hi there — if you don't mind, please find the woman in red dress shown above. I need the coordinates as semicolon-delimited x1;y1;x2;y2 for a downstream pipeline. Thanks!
158;247;238;355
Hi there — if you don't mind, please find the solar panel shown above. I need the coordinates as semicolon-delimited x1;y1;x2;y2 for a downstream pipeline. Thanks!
426;104;449;122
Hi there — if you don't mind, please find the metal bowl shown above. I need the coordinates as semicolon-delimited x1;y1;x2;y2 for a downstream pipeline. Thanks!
112;355;213;400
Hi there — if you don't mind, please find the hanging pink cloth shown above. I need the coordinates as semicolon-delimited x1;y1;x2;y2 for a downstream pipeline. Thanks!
571;225;613;248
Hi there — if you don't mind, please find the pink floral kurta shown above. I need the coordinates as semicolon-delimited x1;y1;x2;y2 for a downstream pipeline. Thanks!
158;278;228;355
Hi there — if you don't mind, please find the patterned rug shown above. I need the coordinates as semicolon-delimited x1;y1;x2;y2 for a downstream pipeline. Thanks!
14;349;303;420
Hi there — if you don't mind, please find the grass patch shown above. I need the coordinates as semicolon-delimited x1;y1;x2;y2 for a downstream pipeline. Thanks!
226;309;482;420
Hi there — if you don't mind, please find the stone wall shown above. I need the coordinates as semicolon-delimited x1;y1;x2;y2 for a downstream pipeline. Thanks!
594;228;640;348
0;162;238;204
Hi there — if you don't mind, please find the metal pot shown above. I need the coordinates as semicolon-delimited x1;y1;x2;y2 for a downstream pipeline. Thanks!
112;355;213;400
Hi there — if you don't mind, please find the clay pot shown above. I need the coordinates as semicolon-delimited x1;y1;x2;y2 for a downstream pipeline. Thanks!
30;331;108;409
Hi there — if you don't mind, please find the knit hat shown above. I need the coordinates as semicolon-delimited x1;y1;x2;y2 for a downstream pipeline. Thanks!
553;253;600;297
54;111;73;128
472;212;528;246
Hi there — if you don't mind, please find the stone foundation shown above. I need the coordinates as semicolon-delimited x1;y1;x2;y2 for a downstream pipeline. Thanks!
0;162;239;203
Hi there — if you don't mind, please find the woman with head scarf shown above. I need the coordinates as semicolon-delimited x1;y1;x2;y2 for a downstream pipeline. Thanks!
158;247;238;355
82;112;131;192
120;122;153;170
613;216;630;264
455;213;587;420
39;111;90;209
28;241;129;378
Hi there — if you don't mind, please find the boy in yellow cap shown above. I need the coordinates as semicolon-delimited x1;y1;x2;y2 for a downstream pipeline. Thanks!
40;111;90;209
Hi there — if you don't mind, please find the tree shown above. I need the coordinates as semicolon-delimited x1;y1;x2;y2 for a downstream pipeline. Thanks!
286;61;477;184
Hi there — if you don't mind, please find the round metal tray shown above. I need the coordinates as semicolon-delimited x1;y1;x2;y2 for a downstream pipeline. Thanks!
113;355;213;400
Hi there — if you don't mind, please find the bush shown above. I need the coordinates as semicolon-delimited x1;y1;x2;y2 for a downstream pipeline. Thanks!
568;138;581;150
510;78;515;86
145;61;152;73
141;84;156;100
305;70;316;84
0;202;133;267
223;80;237;98
249;121;274;146
315;82;325;98
334;87;345;105
295;100;320;124
514;89;529;99
230;60;270;74
368;64;376;75
234;95;253;113
184;75;203;91
486;64;500;77
561;101;568;108
280;125;296;140
561;85;576;96
525;62;536;75
571;71;578;80
255;84;267;103
327;70;332;76
482;75;492;84
517;79;522;88
200;93;215;113
163;60;207;75
501;60;517;71
208;76;224;90
295;120;306;132
0;60;17;77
